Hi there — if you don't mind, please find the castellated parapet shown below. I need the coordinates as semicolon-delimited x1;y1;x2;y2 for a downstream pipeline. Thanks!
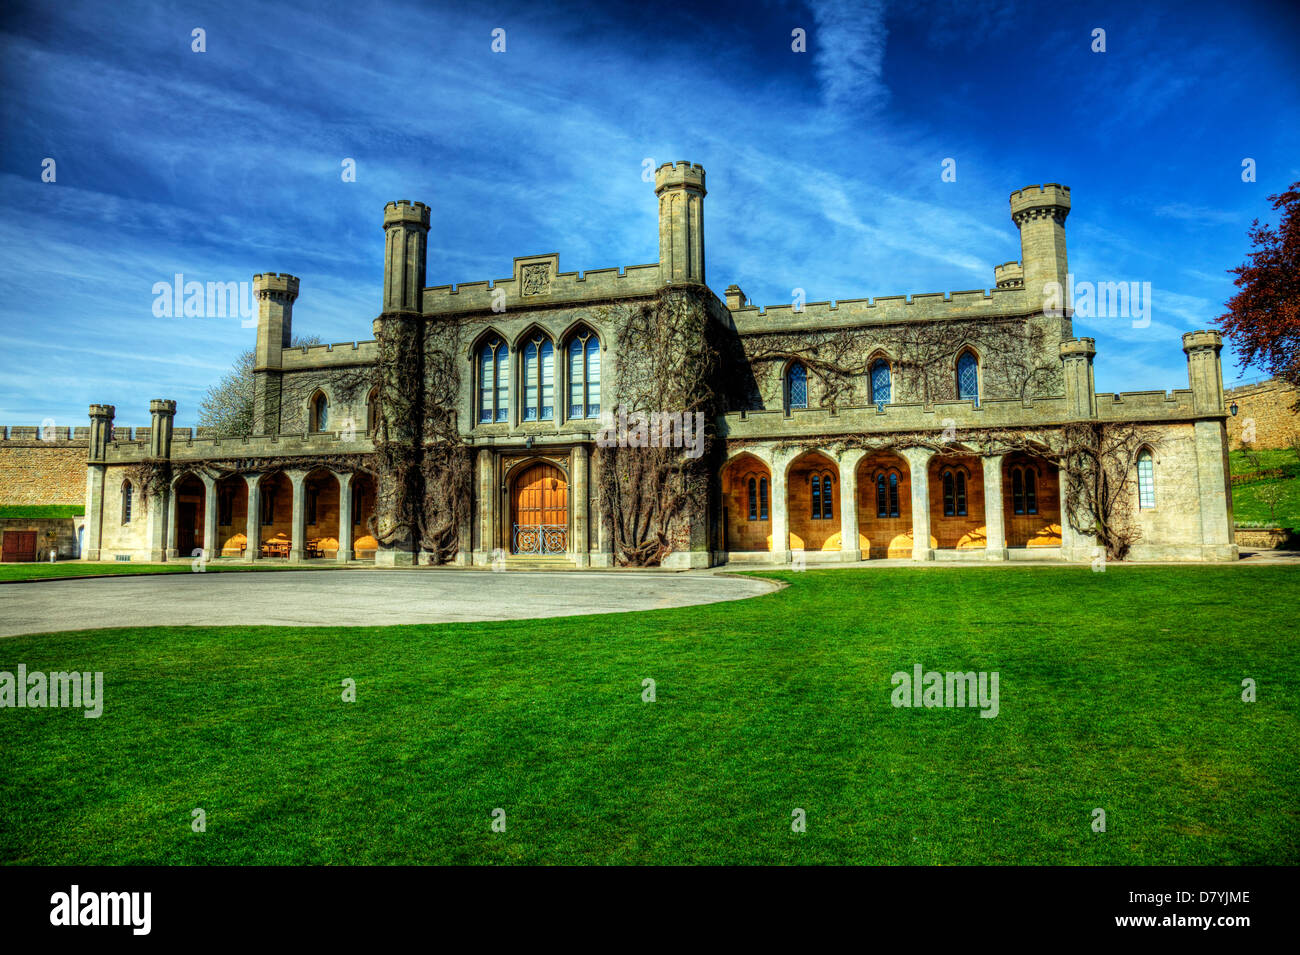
253;272;300;302
993;261;1024;289
383;199;431;228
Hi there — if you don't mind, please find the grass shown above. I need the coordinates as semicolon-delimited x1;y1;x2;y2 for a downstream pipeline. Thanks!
0;504;84;519
1;565;1297;865
1229;448;1300;528
0;561;309;583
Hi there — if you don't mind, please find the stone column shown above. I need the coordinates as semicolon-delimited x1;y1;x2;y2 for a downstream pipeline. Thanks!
1058;464;1092;562
147;482;167;562
572;444;590;568
903;448;934;561
84;465;105;561
244;474;262;562
335;471;354;562
982;454;1007;560
838;449;865;562
474;449;496;566
770;448;791;564
201;473;218;562
164;486;178;559
287;470;307;563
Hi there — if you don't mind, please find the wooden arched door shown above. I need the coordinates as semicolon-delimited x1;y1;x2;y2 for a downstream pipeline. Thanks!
511;462;568;555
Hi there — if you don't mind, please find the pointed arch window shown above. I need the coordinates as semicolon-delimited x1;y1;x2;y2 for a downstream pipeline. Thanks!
567;331;601;419
876;470;900;518
747;477;758;521
1137;449;1155;509
957;351;979;405
742;470;769;521
942;469;967;517
309;391;329;433
522;335;555;421
787;363;808;411
121;481;133;524
810;471;834;520
478;337;509;423
1012;468;1025;514
366;388;379;434
760;478;769;520
1025;468;1037;514
870;359;892;406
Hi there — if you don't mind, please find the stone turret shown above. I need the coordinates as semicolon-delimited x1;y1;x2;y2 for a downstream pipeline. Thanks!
655;161;706;287
87;404;115;463
993;260;1024;289
1010;184;1070;307
148;399;176;458
1182;329;1225;415
252;273;300;436
382;200;431;314
1060;337;1097;419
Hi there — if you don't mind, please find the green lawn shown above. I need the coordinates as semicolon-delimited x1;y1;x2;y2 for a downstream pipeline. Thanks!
2;566;1297;865
1229;449;1300;528
0;504;84;519
0;561;304;583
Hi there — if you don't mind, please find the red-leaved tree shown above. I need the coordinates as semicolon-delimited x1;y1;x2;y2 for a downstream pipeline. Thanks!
1217;181;1300;402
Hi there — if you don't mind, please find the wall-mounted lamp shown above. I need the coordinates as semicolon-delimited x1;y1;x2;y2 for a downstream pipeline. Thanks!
1230;402;1239;416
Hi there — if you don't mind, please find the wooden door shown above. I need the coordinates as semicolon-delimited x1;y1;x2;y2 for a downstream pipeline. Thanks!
2;531;37;562
511;463;568;555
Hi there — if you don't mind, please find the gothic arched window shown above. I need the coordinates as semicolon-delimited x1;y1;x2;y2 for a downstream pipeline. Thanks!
522;335;555;421
870;359;891;406
478;337;509;423
567;330;601;419
786;363;808;411
309;391;328;433
121;481;133;524
1137;449;1155;509
957;351;979;405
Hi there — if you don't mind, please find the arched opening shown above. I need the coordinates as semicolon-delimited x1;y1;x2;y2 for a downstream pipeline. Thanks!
258;472;293;558
786;362;808;412
215;475;249;557
856;451;912;558
565;326;601;420
1137;447;1156;509
308;391;329;433
510;461;569;555
720;453;772;552
929;455;985;550
788;450;840;551
1003;452;1061;548
173;474;205;556
303;468;340;559
351;472;378;560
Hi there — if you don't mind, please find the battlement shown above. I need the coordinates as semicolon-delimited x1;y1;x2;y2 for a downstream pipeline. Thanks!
421;259;662;315
252;273;300;300
727;286;1042;334
1059;337;1097;359
149;399;177;415
1182;329;1223;353
281;340;378;369
1010;183;1071;223
0;426;90;443
993;261;1023;288
384;200;431;228
655;160;706;194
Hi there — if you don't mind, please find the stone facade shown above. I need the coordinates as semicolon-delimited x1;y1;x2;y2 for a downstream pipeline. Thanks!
1225;377;1300;449
79;162;1238;565
0;428;89;505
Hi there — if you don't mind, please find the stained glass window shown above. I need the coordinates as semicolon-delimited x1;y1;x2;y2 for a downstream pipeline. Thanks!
787;363;807;410
871;359;891;405
957;351;979;405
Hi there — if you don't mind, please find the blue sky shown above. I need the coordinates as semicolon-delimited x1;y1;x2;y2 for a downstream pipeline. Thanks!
2;0;1297;426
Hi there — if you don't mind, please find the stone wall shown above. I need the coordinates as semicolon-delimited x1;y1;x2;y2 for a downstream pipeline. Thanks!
1225;378;1299;449
0;517;84;560
0;429;89;505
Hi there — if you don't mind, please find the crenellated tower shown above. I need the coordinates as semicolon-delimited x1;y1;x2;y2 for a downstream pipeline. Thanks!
382;200;431;313
655;161;706;286
1010;183;1070;315
252;272;300;436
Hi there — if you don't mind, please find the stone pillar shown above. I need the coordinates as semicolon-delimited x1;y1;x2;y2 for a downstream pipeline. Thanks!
572;444;590;568
770;449;791;564
838;449;865;562
903;448;934;561
1060;338;1097;419
590;449;613;568
982;455;1007;560
244;474;262;562
1058;464;1092;562
145;481;168;562
165;487;178;559
201;473;218;562
1193;420;1239;560
149;399;177;458
335;471;354;562
83;465;105;561
287;470;307;563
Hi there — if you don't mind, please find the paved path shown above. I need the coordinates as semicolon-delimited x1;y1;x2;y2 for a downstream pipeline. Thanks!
0;570;778;638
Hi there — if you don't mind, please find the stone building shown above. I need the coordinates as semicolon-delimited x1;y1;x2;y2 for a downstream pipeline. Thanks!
79;162;1238;566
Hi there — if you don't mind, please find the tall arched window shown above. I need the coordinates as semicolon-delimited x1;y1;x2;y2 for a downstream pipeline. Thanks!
567;330;601;419
942;469;967;517
870;359;891;406
741;471;768;521
366;388;379;434
478;337;509;423
957;350;979;405
876;470;900;518
1025;468;1037;514
121;480;133;524
810;471;833;519
787;363;808;411
1137;449;1155;509
1012;468;1025;514
309;391;329;433
1011;467;1038;515
522;335;555;421
747;477;758;521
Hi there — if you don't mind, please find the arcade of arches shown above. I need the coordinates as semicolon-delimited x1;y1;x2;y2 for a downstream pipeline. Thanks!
720;446;1062;560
